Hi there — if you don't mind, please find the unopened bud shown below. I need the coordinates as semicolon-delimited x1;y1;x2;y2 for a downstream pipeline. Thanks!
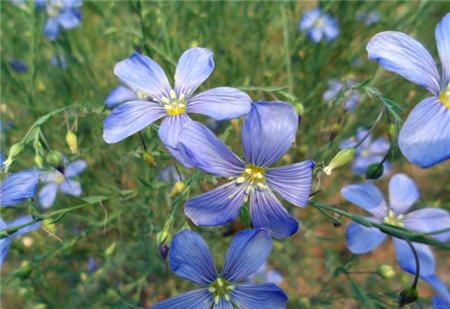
46;150;64;167
143;151;156;167
158;243;169;260
294;102;304;115
8;143;24;158
42;219;57;233
388;124;397;141
398;286;418;306
105;242;116;257
377;265;395;279
34;155;44;168
65;130;78;154
170;181;185;196
366;163;383;179
323;148;355;175
156;230;169;245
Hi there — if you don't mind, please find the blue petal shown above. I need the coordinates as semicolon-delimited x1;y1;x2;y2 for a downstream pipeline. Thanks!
174;47;214;98
222;229;272;282
7;215;41;237
392;238;435;276
249;189;299;239
388;174;420;215
105;86;137;108
346;221;386;254
43;17;60;41
185;182;246;227
398;96;450;168
340;183;387;218
0;238;12;266
308;28;323;43
323;79;343;101
57;9;81;29
114;52;171;100
422;275;450;307
60;179;82;196
38;183;59;209
368;137;390;155
352;155;382;175
265;160;314;207
103;100;166;144
436;13;450;87
186;87;251;120
367;31;441;95
214;299;234;309
178;121;245;177
299;8;321;31
169;229;217;285
152;288;212;309
230;284;288;309
65;159;87;178
242;101;298;167
404;208;450;242
0;169;39;207
323;15;339;41
157;114;193;167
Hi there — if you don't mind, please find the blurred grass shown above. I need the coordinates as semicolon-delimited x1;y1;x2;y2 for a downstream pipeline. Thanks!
1;1;449;308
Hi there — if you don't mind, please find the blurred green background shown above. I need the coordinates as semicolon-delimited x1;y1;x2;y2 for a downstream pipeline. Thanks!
1;1;449;308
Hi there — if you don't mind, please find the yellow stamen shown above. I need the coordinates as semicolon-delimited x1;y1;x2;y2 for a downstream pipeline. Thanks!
439;83;450;109
383;210;405;227
161;90;186;116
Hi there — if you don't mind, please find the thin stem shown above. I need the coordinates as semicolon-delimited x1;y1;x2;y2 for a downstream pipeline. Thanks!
404;239;420;288
353;104;385;148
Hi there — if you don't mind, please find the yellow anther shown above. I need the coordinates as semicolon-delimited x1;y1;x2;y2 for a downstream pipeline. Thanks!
236;176;246;183
169;89;177;100
161;97;170;104
439;83;450;109
55;173;65;184
384;210;405;227
137;91;147;100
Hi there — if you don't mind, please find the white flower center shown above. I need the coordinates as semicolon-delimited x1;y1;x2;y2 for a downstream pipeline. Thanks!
383;210;404;227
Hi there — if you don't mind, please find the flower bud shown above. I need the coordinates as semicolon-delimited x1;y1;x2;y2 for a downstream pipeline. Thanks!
105;242;116;257
34;155;44;168
65;130;78;154
366;163;383;179
46;150;64;167
170;181;185;196
398;286;418;306
8;143;24;158
323;148;355;175
294;102;304;116
158;243;169;260
43;219;57;233
143;151;156;167
377;265;395;279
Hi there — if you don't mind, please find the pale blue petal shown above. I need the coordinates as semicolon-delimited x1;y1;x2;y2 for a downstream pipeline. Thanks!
105;86;137;108
422;275;450;307
230;284;288;309
299;8;321;30
436;13;450;86
250;189;299;239
388;174;420;215
65;159;87;178
43;17;60;41
367;31;440;95
242;101;298;167
352;155;382;175
309;28;323;43
57;9;81;29
213;299;234;309
177;121;245;177
222;229;272;282
186;87;251;120
341;183;387;218
38;183;58;208
103;100;166;144
185;182;246;227
398;96;450;168
393;238;435;276
174;47;214;98
0;169;39;207
114;52;171;100
169;229;217;285
346;221;387;254
323;16;339;41
0;238;12;266
265;160;314;207
152;289;212;309
404;208;450;242
8;215;40;237
60;179;81;196
157;114;193;167
368;137;390;155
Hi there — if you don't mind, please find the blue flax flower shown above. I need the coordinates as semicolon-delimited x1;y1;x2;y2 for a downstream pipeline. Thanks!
103;47;251;166
356;10;381;27
105;85;138;109
422;274;450;309
367;13;450;168
299;8;339;43
342;174;450;278
152;228;288;309
0;169;39;207
178;102;314;238
9;59;28;73
249;262;284;286
40;0;83;41
38;159;86;208
0;215;40;266
340;127;391;176
322;79;361;111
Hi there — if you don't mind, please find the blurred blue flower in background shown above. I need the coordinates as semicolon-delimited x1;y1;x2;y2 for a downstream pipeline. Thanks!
0;169;39;207
0;215;40;266
249;262;284;285
422;274;450;309
342;174;450;277
159;165;182;184
9;59;28;73
179;102;314;238
105;85;138;109
299;8;339;42
367;13;450;168
50;52;68;69
153;229;287;308
103;47;252;166
40;0;83;41
340;128;390;176
356;10;381;26
38;159;86;208
323;79;361;111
